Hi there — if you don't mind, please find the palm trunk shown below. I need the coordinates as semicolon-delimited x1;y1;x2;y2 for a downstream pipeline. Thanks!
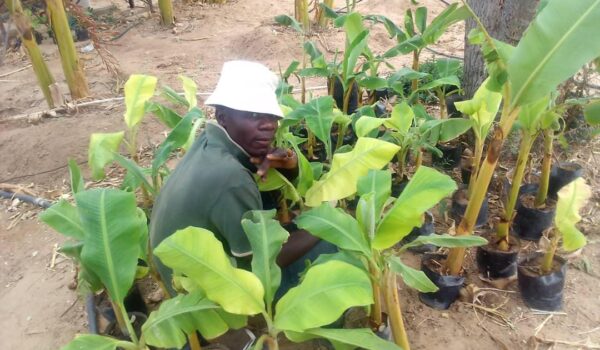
46;0;90;99
8;0;57;108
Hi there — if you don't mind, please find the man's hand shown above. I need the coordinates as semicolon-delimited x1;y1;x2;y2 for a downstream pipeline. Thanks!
251;148;298;180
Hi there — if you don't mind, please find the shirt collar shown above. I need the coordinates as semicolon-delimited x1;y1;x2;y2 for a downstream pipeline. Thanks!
205;121;256;170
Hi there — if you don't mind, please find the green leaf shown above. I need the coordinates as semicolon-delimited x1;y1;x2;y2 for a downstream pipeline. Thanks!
357;169;392;217
76;189;143;305
286;328;402;350
256;169;301;204
309;251;365;271
516;96;550;135
88;132;124;180
182;117;203;152
274;260;372;332
508;0;600;107
112;153;156;195
284;133;314;196
417;76;461;92
68;159;85;194
432;118;472;143
60;334;134;350
455;80;502;140
319;2;339;20
282;60;300;80
415;7;427;33
305;137;400;207
356;192;377;241
435;58;461;78
555;178;592;252
179;75;197;110
242;210;289;308
342;30;369;84
358;76;388;90
152;107;204;176
142;292;241;348
288;96;336;160
383;35;425;58
40;199;84;240
422;4;470;44
295;204;371;256
404;9;415;36
355;116;386;137
275;14;304;33
145;102;182;129
161;85;189;107
584;100;600;126
124;74;157;129
400;233;488;251
388;256;438;293
154;227;265;315
374;167;456;250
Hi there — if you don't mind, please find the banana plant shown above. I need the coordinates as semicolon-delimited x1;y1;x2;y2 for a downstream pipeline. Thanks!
353;101;471;180
142;212;399;350
41;188;148;343
88;74;204;206
295;167;487;350
445;0;600;275
540;178;591;273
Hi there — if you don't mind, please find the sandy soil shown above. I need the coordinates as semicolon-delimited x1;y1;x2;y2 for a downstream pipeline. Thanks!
1;0;599;349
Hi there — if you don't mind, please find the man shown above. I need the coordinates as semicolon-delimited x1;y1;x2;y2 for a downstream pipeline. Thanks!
150;60;334;297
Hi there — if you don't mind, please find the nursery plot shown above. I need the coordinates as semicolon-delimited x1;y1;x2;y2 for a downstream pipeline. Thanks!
0;0;599;349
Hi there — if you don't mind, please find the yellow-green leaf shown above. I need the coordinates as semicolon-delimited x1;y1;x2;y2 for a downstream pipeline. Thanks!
179;75;198;110
88;132;124;180
124;74;157;129
555;178;591;252
305;137;400;207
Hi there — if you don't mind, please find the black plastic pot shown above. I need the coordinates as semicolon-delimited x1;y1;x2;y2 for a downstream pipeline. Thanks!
432;142;463;170
548;162;583;199
451;187;489;228
518;253;567;311
391;175;410;198
419;253;464;310
399;212;436;253
446;94;465;119
476;233;519;279
328;77;359;115
514;185;556;242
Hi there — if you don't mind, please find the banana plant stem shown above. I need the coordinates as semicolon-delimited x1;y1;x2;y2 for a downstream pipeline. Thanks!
415;148;423;171
497;131;534;250
535;129;553;207
383;268;410;350
445;105;520;275
115;301;139;344
411;50;420;94
188;332;202;350
541;230;559;274
467;138;483;197
368;260;383;329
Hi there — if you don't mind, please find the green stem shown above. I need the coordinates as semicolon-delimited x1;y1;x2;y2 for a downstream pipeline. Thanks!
438;89;447;119
188;332;202;350
411;50;420;95
445;98;521;275
335;122;348;153
46;0;89;99
497;131;534;250
113;301;139;344
414;148;423;172
383;268;410;350
467;138;483;197
541;230;559;274
535;128;553;207
7;0;57;108
368;258;383;330
158;0;174;25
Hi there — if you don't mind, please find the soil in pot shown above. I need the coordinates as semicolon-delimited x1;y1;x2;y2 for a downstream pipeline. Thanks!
419;253;465;310
461;164;472;186
518;253;567;311
450;187;489;228
514;187;556;242
476;232;519;280
391;175;410;198
432;141;463;170
398;211;436;254
328;76;359;115
548;162;583;199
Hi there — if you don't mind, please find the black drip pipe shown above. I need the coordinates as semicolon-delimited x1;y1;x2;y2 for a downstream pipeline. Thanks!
0;189;99;334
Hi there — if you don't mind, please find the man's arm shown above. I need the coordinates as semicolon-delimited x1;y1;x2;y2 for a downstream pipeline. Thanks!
276;229;320;267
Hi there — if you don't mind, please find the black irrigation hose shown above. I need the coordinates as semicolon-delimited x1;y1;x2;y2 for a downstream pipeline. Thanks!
0;190;99;334
0;190;53;209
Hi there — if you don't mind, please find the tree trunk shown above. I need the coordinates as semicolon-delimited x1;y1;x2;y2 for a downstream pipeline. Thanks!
463;0;539;98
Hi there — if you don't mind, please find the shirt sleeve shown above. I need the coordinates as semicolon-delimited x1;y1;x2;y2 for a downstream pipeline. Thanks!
208;180;262;257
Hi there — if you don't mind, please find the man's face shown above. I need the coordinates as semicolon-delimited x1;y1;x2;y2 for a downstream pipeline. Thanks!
219;108;279;157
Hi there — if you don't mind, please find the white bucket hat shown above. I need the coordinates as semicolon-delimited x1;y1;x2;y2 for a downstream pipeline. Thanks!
205;60;283;118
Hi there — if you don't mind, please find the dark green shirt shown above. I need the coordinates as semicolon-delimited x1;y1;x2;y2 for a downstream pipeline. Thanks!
150;121;261;288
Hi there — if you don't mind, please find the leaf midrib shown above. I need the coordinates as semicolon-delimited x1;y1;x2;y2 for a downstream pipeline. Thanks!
99;191;122;302
511;2;600;106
